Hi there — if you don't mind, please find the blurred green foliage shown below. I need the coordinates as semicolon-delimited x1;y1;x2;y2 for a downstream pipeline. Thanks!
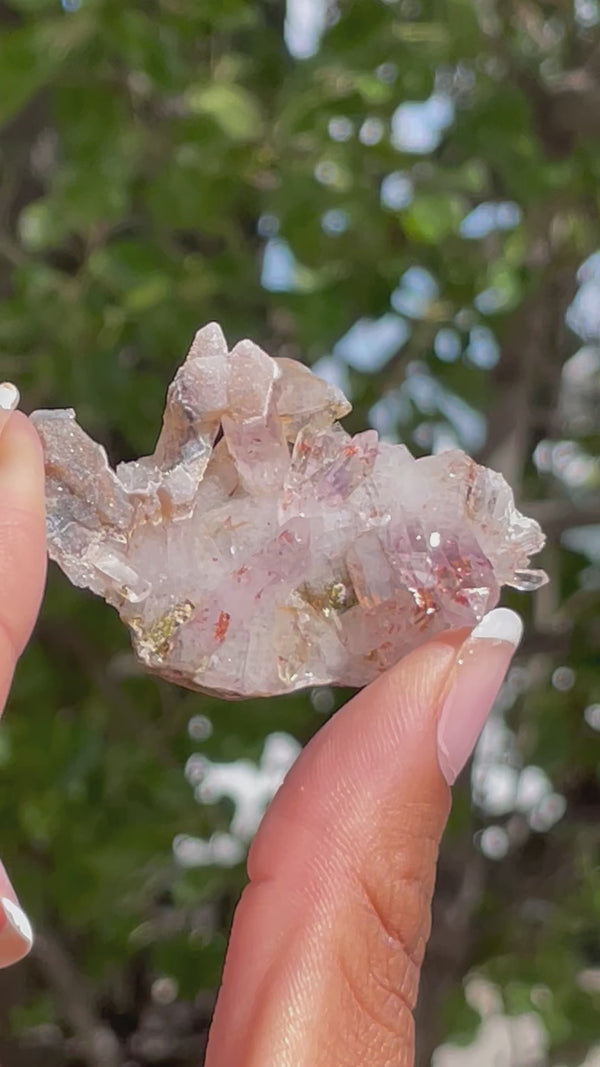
0;0;599;1064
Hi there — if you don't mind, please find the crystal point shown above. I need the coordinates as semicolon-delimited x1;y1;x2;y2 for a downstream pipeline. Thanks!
31;326;546;698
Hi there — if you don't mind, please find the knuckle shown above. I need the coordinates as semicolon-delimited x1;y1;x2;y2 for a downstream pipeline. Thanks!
331;852;436;1051
350;824;440;975
357;866;427;977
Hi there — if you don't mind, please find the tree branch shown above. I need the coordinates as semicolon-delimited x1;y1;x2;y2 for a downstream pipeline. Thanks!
480;262;579;488
415;849;486;1067
33;930;123;1067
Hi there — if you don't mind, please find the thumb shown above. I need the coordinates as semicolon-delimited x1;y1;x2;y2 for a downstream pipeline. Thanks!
205;608;523;1067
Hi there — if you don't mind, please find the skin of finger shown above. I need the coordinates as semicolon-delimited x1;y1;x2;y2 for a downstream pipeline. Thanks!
0;415;44;968
0;861;30;967
205;633;466;1067
0;411;46;711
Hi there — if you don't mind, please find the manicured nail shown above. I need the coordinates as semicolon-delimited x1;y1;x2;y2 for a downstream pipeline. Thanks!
437;608;523;785
0;382;19;440
0;896;34;967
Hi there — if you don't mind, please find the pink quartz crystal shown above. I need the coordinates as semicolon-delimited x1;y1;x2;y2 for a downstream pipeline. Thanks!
31;324;546;698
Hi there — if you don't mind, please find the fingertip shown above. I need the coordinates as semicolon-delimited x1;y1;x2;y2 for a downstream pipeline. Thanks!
0;382;20;415
437;609;523;785
0;410;45;518
0;409;47;675
0;863;34;969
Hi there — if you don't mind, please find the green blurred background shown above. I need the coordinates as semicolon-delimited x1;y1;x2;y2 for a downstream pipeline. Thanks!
0;0;599;1064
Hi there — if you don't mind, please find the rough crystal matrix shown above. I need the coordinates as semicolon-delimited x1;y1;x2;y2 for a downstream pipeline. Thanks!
32;324;546;698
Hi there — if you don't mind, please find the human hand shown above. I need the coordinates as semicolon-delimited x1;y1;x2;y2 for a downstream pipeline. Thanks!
205;607;523;1067
0;390;524;1067
0;389;46;967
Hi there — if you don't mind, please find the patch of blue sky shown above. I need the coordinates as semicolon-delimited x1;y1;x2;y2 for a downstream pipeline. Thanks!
328;116;354;143
312;356;352;398
475;287;509;315
284;0;326;58
577;249;600;284
412;421;434;449
460;201;522;240
432;424;460;453
257;213;279;237
391;266;438;318
261;238;298;292
314;160;346;188
334;314;410;373
562;345;600;385
466;326;500;369
434;328;461;363
359;117;385;146
376;62;398;85
562;526;600;562
575;0;600;27
368;365;486;452
566;250;600;340
437;391;487;451
403;368;439;415
321;209;350;236
400;370;487;452
380;172;414;211
567;281;600;341
391;93;454;155
261;238;318;293
401;266;439;299
368;392;411;442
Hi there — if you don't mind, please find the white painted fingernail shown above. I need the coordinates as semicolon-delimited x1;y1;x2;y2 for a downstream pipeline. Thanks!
469;607;524;647
437;609;523;785
0;382;19;442
0;383;19;412
0;896;34;966
2;897;33;942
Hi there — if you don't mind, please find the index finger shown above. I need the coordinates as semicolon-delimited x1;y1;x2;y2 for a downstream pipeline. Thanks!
0;861;33;967
0;404;46;711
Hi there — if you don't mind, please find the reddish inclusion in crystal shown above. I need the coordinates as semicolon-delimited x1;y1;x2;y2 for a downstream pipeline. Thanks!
214;611;231;643
411;588;439;630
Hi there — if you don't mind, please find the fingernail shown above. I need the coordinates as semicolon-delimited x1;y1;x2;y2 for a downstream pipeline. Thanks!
0;896;34;967
437;608;523;785
0;382;19;440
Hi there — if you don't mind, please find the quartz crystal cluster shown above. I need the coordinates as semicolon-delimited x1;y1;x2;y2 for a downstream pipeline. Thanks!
32;324;546;698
